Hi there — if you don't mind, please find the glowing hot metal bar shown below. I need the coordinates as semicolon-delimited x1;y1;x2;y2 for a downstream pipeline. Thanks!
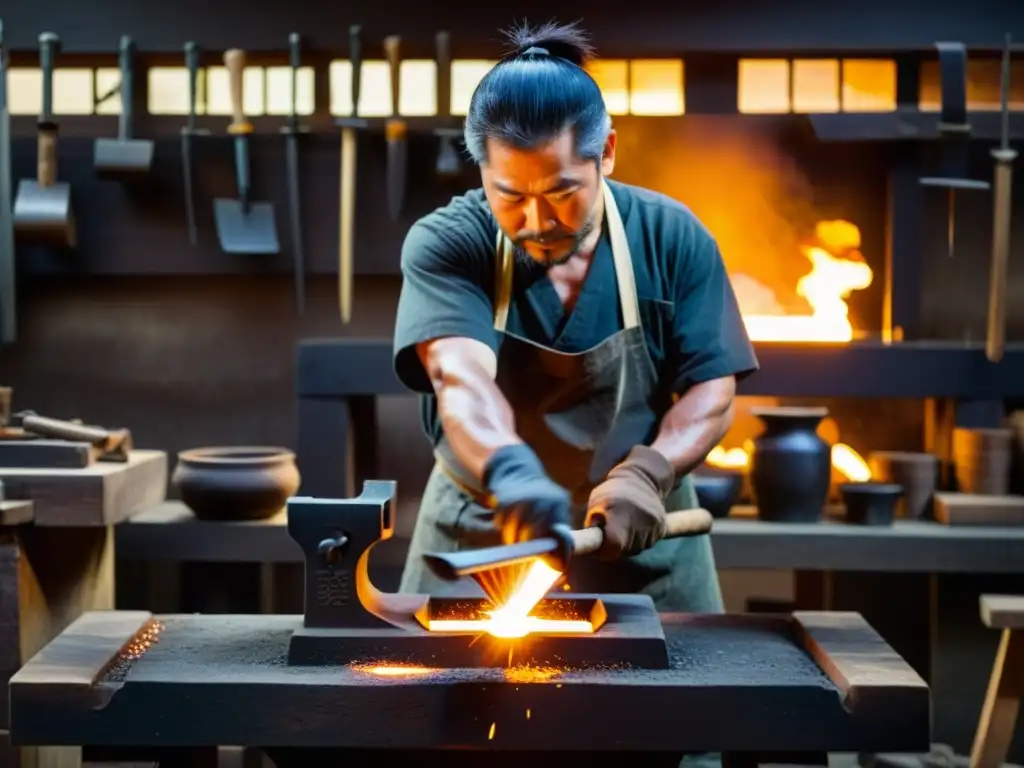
425;560;595;637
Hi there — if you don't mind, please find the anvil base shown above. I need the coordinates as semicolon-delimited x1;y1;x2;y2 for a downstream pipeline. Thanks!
287;593;669;669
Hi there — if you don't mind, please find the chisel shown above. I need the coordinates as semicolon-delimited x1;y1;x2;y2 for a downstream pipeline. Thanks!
985;33;1017;364
336;25;366;324
284;32;306;315
180;41;202;246
0;18;15;343
383;35;406;221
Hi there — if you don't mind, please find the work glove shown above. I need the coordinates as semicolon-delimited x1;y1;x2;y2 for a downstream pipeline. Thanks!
585;445;675;561
484;443;574;571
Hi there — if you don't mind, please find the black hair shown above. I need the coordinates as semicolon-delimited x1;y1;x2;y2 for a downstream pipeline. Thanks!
463;20;611;165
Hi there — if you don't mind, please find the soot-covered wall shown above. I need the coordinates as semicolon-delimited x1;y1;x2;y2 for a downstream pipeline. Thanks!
1;0;1022;490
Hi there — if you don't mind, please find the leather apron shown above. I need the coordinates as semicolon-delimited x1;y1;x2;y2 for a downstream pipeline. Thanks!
399;180;723;615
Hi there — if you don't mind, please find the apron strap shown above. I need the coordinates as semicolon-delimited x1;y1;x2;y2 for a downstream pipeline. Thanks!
492;179;642;332
601;180;641;331
494;231;514;333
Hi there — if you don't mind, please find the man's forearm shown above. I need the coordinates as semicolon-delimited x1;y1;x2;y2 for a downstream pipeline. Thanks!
648;376;736;476
425;344;522;480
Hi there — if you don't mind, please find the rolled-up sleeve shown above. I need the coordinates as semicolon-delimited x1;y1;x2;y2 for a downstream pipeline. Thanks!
669;223;759;394
393;219;498;394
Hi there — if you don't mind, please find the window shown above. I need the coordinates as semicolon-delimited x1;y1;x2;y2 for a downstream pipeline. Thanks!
7;67;122;115
738;59;790;113
841;60;897;112
792;59;839;113
628;60;685;116
739;57;897;114
328;59;436;117
450;60;497;116
146;66;315;116
587;60;629;115
919;58;1024;111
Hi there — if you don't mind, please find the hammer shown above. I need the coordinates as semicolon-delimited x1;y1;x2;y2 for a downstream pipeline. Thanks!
422;508;714;584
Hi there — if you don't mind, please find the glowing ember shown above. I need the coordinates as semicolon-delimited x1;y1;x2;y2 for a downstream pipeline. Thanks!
737;220;873;343
426;560;593;638
351;663;438;677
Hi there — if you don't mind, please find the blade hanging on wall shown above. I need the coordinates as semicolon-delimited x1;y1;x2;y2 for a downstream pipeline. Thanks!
180;41;209;246
283;32;307;314
336;25;367;324
918;41;990;259
985;33;1017;364
433;30;462;179
0;18;16;343
383;35;407;221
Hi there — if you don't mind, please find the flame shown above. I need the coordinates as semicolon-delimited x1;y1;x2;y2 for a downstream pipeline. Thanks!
705;440;871;482
426;560;593;638
737;220;873;342
705;445;751;470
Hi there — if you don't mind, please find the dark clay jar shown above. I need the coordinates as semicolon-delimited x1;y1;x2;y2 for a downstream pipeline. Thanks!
749;407;831;523
172;446;301;521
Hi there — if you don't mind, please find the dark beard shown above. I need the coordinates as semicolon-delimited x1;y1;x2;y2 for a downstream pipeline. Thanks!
512;214;597;269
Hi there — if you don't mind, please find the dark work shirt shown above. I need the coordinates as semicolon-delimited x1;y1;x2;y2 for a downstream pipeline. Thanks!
392;179;759;444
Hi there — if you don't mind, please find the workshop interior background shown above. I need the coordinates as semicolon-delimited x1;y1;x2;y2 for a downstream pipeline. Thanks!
2;0;1024;759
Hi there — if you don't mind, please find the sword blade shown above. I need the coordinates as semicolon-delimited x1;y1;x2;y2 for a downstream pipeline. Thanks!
181;131;197;245
386;127;407;222
285;133;304;314
0;57;15;343
339;128;358;323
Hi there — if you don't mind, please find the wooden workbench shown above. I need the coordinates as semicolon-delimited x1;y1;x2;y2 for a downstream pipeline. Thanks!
9;609;929;763
0;450;168;768
0;449;167;526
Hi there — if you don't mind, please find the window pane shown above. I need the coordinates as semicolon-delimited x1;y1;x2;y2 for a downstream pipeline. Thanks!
841;59;896;112
630;59;684;116
587;59;629;115
738;59;790;113
451;60;496;116
264;66;315;116
792;59;839;113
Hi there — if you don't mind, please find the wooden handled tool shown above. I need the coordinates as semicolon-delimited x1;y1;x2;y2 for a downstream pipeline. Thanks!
422;508;714;581
337;25;364;324
985;33;1016;364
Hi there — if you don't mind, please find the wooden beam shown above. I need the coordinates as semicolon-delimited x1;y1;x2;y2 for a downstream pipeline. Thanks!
791;611;929;716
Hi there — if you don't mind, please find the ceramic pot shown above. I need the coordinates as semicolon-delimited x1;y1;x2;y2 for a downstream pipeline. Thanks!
750;407;831;523
840;481;902;526
693;468;743;518
172;446;301;521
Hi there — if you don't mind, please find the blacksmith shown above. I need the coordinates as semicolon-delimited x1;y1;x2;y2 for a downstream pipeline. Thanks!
393;21;756;619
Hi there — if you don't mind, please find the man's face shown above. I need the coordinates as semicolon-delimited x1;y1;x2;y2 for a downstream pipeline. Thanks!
480;129;616;266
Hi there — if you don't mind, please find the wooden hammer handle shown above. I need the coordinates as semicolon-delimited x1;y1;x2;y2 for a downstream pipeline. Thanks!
570;508;714;557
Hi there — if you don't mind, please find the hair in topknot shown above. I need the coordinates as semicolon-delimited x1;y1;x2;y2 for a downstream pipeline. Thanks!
504;20;595;67
462;20;610;165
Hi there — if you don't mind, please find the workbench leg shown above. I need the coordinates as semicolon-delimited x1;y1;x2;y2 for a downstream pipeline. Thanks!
969;627;1023;768
0;525;115;768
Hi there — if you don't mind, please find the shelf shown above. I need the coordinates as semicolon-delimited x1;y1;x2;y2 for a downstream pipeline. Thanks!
808;110;1024;142
296;338;1024;400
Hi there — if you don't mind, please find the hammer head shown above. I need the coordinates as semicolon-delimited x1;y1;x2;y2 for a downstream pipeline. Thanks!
423;523;574;582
